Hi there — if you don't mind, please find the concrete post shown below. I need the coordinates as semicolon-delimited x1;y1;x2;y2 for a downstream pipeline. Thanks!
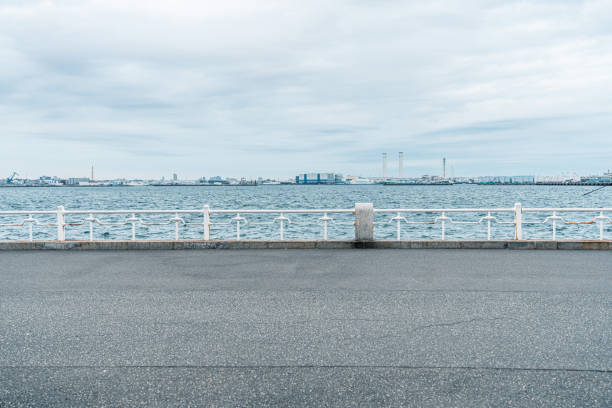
56;205;65;241
355;203;374;241
514;202;523;240
203;205;210;240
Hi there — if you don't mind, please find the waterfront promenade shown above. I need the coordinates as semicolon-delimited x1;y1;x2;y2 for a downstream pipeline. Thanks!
1;249;611;406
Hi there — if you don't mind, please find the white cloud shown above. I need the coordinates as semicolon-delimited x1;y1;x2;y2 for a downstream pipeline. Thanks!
0;0;611;178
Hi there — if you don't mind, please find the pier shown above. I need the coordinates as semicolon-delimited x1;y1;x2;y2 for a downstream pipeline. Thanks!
1;249;611;406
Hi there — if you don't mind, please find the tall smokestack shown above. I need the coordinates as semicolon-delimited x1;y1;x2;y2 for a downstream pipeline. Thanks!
382;153;388;178
398;152;404;178
442;157;446;179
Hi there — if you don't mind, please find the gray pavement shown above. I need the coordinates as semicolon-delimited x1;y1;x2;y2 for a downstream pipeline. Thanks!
1;249;611;406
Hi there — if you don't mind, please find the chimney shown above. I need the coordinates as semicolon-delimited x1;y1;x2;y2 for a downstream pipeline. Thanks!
443;157;446;179
382;153;388;178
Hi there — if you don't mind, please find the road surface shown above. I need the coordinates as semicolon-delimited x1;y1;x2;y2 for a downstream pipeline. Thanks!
1;249;611;406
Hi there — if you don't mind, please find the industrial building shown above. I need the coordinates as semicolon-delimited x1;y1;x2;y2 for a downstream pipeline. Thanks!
581;175;612;183
295;173;344;184
477;176;535;184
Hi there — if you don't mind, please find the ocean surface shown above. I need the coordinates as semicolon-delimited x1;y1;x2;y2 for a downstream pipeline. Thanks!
1;185;611;241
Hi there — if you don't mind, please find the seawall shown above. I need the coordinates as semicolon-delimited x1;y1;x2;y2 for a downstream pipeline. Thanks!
0;240;610;250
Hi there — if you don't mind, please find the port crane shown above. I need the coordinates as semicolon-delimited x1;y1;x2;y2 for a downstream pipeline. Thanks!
5;172;18;184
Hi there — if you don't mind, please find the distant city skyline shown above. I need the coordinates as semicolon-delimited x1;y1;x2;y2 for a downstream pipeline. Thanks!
4;161;609;184
5;154;611;182
1;1;611;178
4;163;612;182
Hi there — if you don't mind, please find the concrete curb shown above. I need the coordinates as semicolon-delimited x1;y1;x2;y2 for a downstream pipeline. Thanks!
0;240;611;250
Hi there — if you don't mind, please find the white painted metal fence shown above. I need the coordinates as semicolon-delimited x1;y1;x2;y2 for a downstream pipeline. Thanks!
0;203;610;241
374;204;612;241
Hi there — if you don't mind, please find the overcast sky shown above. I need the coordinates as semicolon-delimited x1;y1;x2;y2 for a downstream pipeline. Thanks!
1;0;611;179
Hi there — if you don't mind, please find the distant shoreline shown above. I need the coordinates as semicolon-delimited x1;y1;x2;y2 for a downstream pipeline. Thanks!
0;183;610;188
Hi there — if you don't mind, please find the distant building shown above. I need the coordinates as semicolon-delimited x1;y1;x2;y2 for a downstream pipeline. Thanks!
207;176;229;185
510;176;535;184
477;176;534;184
37;176;62;186
295;173;343;184
581;175;612;183
67;177;90;185
173;173;178;182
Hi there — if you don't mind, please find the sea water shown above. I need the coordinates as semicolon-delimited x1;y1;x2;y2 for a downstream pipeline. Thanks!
0;185;610;241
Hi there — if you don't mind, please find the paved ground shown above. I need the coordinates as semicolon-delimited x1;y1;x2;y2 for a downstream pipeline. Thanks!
0;249;611;407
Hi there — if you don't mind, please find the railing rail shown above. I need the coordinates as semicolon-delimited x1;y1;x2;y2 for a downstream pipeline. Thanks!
0;203;610;242
0;206;355;242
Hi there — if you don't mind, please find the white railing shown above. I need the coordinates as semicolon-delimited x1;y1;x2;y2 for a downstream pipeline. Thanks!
374;204;612;241
0;203;610;241
0;206;355;242
522;207;612;241
374;207;516;241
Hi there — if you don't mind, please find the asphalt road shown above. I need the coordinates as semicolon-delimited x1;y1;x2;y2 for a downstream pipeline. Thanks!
1;249;611;407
